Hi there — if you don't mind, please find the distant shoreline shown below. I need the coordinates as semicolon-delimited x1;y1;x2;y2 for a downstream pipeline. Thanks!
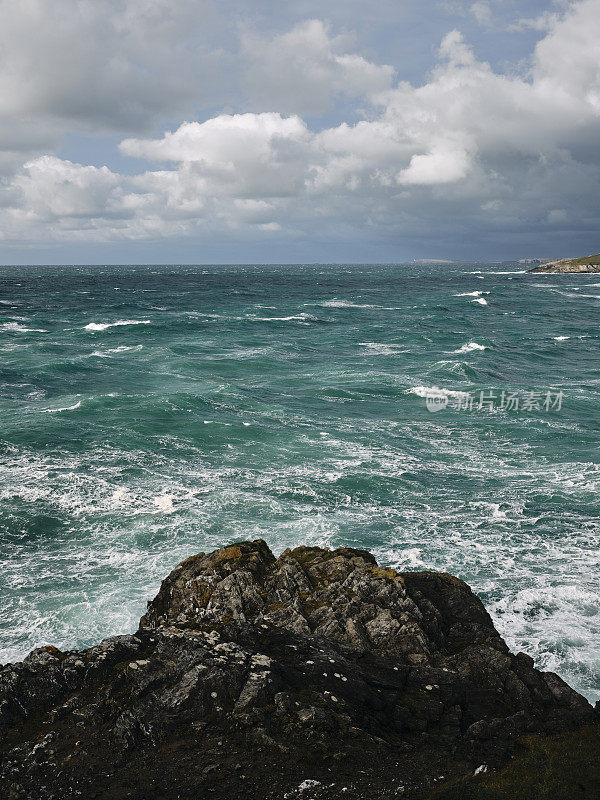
528;253;600;273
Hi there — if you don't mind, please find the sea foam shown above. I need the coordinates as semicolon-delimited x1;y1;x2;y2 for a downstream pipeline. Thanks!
39;400;82;413
407;385;470;400
2;322;48;333
84;320;150;331
452;342;487;354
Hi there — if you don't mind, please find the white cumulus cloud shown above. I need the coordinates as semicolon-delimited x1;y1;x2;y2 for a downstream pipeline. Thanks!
1;1;599;252
241;19;395;115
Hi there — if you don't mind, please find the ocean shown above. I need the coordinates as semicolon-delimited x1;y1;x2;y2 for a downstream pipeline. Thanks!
0;262;598;702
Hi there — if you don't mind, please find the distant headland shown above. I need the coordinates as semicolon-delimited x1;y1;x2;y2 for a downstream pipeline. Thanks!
528;253;600;273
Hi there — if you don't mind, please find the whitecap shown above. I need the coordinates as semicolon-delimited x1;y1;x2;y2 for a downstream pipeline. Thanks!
474;501;521;523
392;547;426;569
84;320;150;331
451;342;487;354
407;385;471;400
39;400;82;413
471;298;488;305
455;291;490;297
2;322;48;333
492;584;600;701
553;336;570;341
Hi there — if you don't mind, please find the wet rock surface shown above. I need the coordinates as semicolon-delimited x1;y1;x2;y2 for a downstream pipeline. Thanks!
0;540;594;799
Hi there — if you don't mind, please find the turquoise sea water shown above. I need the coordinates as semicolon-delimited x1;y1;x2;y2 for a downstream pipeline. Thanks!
0;262;599;702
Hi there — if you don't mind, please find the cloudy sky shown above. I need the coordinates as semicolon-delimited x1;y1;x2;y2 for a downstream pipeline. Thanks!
1;0;599;264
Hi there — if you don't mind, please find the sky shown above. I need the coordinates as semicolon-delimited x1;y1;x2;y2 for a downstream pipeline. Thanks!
0;0;599;264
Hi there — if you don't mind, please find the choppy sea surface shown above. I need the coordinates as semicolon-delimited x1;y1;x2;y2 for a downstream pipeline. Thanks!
0;262;598;701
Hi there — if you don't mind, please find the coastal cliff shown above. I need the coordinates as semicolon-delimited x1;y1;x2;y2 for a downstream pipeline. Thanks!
0;541;596;799
528;254;600;273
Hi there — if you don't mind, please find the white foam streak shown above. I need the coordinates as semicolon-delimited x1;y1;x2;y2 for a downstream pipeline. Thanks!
39;401;82;413
2;322;48;333
84;320;150;331
90;345;144;357
320;300;378;308
250;313;314;322
358;342;408;355
309;300;401;310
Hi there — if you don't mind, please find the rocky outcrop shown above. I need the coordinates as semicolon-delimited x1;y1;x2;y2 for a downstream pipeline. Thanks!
0;541;594;799
528;254;600;273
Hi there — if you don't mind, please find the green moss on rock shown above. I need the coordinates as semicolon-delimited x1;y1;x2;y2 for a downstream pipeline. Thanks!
428;724;600;800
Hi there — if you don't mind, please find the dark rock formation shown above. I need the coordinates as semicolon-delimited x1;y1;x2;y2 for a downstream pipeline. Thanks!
0;541;594;799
